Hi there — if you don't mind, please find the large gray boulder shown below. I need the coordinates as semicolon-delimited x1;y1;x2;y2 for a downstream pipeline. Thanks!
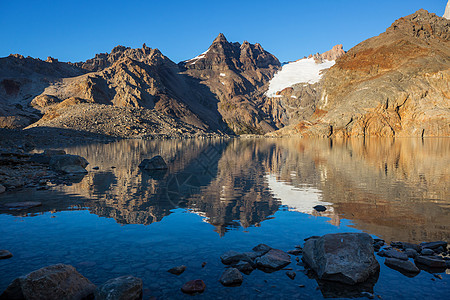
302;233;380;285
49;155;89;174
0;264;96;300
138;156;167;170
94;275;143;300
255;249;291;272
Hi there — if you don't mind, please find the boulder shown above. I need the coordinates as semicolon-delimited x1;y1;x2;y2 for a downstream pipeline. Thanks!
0;250;12;259
234;261;254;275
138;156;167;170
420;241;447;250
377;249;408;261
181;279;206;294
95;275;143;300
384;258;420;275
302;233;380;285
167;265;186;275
49;155;89;174
255;249;291;272
252;244;272;255
404;248;419;258
420;248;434;256
220;250;251;265
414;256;447;268
219;268;243;286
0;264;96;300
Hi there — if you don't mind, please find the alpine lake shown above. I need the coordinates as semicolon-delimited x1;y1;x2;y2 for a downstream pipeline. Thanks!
1;137;449;299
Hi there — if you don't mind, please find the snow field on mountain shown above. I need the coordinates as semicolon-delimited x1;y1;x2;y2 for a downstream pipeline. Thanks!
266;58;335;97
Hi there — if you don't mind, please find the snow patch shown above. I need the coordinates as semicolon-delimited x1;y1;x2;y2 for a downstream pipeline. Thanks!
220;73;226;77
186;48;210;64
266;58;335;97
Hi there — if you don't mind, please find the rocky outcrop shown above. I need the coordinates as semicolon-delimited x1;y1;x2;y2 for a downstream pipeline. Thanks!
277;9;450;138
180;33;281;134
302;233;380;285
0;264;96;300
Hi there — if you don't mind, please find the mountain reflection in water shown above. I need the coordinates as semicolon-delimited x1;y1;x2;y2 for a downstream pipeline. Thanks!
10;137;449;243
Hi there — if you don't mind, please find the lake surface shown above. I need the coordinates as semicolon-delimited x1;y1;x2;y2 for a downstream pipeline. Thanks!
1;138;449;299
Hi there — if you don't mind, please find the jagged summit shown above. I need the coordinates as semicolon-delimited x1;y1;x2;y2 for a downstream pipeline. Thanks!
444;0;450;19
213;33;228;44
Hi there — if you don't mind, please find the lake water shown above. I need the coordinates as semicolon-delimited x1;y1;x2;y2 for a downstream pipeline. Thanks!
1;138;449;299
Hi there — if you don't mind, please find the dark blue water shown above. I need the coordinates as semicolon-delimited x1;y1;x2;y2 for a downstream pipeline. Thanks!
1;138;449;299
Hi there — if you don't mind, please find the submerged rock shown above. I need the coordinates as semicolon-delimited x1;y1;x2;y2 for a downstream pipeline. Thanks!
221;250;251;265
252;244;272;254
384;258;420;275
0;250;12;259
0;184;5;194
255;249;291;272
95;275;143;300
286;271;296;280
219;268;243;286
138;156;168;170
167;265;186;275
0;264;96;300
421;248;434;256
181;279;206;294
302;233;380;285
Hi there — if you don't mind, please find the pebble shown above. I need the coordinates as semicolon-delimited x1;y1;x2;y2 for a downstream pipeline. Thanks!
286;271;296;280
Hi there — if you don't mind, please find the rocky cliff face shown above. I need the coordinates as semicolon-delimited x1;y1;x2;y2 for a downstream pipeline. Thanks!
180;33;281;134
273;9;450;138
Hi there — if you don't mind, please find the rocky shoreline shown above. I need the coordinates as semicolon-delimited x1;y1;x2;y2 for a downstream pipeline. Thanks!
1;233;448;299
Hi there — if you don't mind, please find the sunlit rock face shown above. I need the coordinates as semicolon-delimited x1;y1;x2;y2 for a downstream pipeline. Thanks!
272;9;450;138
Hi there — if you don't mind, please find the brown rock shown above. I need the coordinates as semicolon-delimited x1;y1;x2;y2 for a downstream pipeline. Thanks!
181;279;206;294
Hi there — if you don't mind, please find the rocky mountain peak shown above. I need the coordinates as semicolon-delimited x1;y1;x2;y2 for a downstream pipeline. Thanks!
444;0;450;19
311;44;346;63
387;9;450;41
213;33;228;44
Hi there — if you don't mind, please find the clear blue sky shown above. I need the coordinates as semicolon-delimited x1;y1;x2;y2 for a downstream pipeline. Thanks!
0;0;447;63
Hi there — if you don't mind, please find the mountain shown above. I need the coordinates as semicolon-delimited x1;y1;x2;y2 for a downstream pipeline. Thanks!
180;33;281;134
270;9;450;138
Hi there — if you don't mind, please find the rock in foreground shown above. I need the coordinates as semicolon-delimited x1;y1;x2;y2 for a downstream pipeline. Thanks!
95;275;143;300
181;279;206;294
255;249;291;272
302;233;380;285
0;264;96;300
219;268;243;286
49;154;89;174
138;156;168;170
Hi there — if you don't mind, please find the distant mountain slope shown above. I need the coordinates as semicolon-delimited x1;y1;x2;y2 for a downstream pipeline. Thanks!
270;9;450;137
